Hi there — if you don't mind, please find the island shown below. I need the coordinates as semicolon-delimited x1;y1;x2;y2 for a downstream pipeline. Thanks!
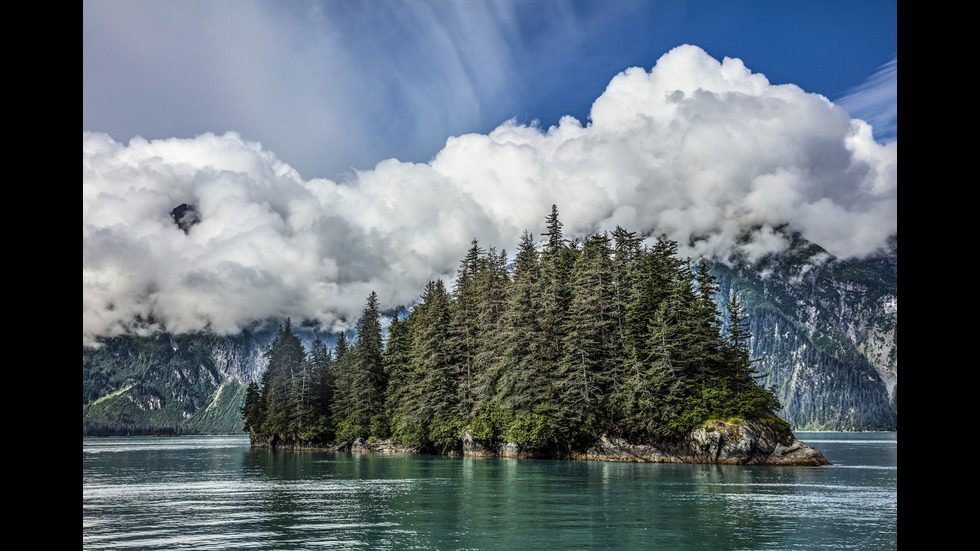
242;207;830;466
250;418;828;466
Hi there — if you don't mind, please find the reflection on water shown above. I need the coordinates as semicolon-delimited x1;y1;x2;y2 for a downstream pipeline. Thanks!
83;433;897;550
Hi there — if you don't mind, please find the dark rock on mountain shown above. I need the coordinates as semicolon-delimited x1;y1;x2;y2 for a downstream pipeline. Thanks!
170;203;201;234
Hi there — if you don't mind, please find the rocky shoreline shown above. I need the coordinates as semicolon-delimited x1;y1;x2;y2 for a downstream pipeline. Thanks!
250;420;830;466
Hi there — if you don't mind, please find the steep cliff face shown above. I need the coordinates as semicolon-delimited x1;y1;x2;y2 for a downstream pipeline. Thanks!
82;328;276;435
710;233;897;431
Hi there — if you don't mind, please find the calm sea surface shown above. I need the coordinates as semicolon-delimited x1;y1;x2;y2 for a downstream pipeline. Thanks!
82;432;896;550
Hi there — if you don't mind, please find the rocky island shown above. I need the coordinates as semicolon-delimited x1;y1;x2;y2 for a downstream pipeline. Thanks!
242;211;832;468
249;419;830;466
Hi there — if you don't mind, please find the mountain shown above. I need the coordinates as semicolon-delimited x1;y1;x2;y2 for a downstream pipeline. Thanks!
82;328;273;435
709;230;897;431
82;233;897;435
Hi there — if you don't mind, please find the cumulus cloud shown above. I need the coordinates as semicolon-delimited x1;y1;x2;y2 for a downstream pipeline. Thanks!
82;45;897;345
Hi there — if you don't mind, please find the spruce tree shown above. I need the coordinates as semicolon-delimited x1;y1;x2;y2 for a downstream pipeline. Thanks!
723;293;754;387
624;236;683;356
556;232;617;437
240;381;263;434
640;298;687;437
330;331;354;429
449;239;484;419
610;225;644;349
687;258;725;389
468;246;509;426
719;293;782;418
291;356;318;435
383;312;413;438
536;205;575;411
258;319;306;436
309;336;334;435
336;292;387;440
491;230;554;442
391;280;459;448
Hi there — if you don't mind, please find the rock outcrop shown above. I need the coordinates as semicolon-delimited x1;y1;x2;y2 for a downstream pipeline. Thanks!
251;420;830;466
571;420;829;465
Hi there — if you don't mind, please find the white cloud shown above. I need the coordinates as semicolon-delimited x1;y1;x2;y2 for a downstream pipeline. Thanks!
83;45;897;345
835;56;897;143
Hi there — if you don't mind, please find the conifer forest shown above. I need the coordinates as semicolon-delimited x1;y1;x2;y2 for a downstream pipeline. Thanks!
241;206;784;450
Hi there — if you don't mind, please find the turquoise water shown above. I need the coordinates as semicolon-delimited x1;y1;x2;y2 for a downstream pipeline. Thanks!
82;432;896;549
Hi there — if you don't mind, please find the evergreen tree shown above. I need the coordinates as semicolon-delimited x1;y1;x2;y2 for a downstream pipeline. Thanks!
240;381;263;434
687;258;725;389
336;292;387;440
556;232;617;437
242;207;788;447
723;293;754;386
334;330;350;360
624;236;684;356
391;280;460;448
468;246;509;423
291;356;318;435
490;230;554;442
356;291;388;436
542;204;564;254
612;236;687;438
610;225;644;350
383;311;413;437
536;205;575;410
718;293;782;418
330;331;354;429
258;319;306;436
309;336;334;435
449;239;485;418
640;298;688;437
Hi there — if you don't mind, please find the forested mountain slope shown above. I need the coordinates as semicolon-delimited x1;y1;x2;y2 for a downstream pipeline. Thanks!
709;231;897;430
83;329;274;435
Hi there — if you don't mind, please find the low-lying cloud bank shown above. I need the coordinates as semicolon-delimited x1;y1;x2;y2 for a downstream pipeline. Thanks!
83;45;896;346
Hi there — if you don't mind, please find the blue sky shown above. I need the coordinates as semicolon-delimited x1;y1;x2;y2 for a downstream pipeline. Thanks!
83;0;897;343
83;0;896;180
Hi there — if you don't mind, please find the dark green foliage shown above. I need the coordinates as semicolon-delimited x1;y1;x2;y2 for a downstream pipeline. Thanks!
468;246;509;416
257;319;306;436
241;381;263;433
240;206;787;447
329;330;354;428
247;294;395;443
449;239;486;418
345;292;387;438
555;232;617;437
469;400;512;442
505;407;559;446
489;230;549;418
390;280;460;447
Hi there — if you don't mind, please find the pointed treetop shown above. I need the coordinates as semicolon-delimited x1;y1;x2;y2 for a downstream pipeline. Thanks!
542;204;565;255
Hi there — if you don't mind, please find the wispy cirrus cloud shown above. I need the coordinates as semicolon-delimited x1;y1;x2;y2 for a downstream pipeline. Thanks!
835;56;897;143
